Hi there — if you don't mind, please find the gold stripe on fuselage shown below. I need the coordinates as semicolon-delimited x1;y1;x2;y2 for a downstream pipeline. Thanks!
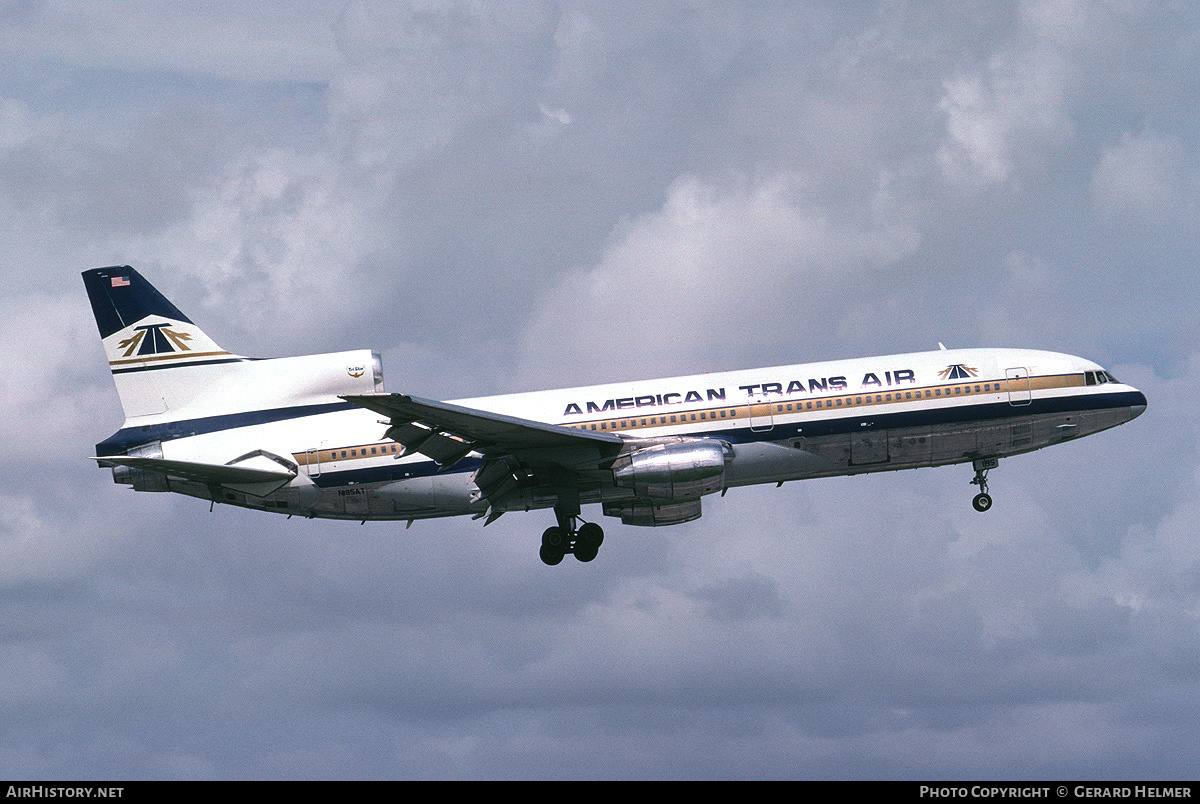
564;372;1087;434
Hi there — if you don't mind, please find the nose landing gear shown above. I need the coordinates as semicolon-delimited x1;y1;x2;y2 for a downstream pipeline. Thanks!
970;457;998;512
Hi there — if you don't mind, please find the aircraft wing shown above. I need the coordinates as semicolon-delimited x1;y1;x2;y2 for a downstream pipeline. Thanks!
342;392;626;522
342;392;622;459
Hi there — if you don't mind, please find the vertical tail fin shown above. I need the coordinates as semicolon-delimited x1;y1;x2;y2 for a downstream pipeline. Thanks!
82;266;245;419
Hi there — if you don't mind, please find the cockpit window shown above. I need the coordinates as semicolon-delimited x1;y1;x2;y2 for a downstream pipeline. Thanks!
1085;370;1121;386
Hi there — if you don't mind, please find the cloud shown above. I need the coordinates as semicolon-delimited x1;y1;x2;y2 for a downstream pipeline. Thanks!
515;172;921;387
1092;131;1196;222
327;0;555;171
937;44;1075;189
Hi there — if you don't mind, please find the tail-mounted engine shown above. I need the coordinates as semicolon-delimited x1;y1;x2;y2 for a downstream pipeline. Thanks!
610;438;731;500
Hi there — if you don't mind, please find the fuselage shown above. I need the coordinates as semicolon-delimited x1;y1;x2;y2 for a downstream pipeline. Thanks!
97;346;1146;523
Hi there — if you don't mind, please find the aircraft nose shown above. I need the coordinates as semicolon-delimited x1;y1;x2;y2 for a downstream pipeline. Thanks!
1130;389;1147;419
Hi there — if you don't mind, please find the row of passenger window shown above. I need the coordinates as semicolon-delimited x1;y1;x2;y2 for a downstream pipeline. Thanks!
575;408;741;432
572;382;1000;432
308;443;401;463
772;383;996;413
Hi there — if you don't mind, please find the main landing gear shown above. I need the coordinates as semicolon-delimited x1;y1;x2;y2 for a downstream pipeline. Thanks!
539;501;605;565
970;457;998;512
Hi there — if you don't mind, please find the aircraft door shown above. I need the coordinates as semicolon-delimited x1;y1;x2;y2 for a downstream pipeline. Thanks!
1005;367;1032;406
746;394;774;432
305;447;321;477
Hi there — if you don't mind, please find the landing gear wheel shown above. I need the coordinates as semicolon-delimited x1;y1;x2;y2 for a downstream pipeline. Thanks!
537;514;605;566
577;522;604;548
540;526;565;565
969;457;998;513
541;526;565;549
574;522;604;562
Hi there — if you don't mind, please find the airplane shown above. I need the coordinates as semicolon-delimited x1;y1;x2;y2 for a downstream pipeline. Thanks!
83;266;1147;566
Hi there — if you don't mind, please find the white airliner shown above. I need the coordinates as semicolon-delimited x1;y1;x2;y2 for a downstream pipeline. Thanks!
84;266;1147;565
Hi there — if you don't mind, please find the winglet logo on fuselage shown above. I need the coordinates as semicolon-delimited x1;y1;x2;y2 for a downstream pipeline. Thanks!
117;321;194;357
938;364;979;381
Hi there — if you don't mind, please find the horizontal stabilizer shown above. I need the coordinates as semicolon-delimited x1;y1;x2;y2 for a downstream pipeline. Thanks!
93;451;297;497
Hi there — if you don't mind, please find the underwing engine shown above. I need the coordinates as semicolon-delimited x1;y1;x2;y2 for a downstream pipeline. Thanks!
602;498;703;527
610;439;730;500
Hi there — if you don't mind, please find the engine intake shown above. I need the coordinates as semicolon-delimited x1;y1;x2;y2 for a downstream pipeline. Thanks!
611;440;729;500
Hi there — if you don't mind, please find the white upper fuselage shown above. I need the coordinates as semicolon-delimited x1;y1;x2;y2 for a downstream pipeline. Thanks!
97;345;1144;521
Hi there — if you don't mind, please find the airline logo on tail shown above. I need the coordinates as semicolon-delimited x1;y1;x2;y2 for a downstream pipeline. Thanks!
118;322;194;357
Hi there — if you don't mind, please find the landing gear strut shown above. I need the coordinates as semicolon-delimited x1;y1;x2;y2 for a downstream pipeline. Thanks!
970;457;998;512
539;501;604;565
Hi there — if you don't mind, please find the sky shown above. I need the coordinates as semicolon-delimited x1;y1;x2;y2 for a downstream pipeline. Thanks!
1;0;1199;780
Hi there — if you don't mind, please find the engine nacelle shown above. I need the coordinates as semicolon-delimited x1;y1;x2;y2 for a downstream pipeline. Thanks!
610;440;729;500
603;499;703;527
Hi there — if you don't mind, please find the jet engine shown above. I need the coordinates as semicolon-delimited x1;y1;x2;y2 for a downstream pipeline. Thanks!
610;439;730;500
602;498;703;527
